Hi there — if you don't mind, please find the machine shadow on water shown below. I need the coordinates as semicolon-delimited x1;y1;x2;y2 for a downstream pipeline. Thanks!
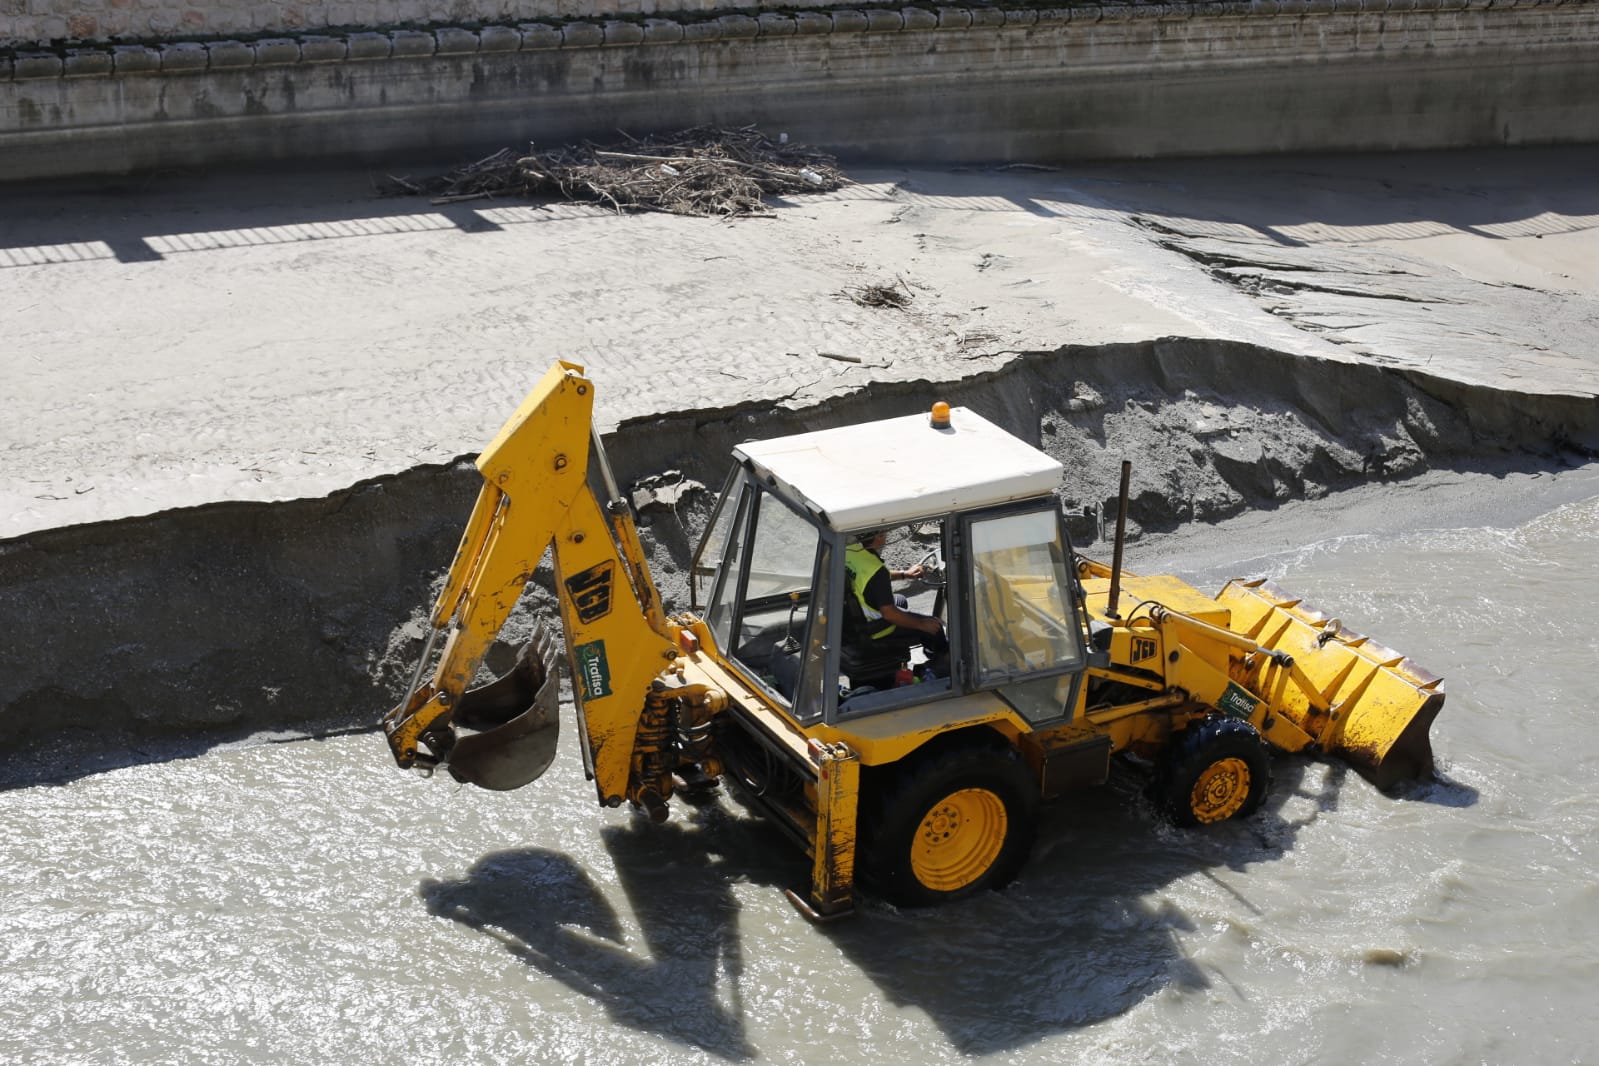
762;755;1464;1056
422;749;1453;1059
421;804;801;1061
811;762;1300;1055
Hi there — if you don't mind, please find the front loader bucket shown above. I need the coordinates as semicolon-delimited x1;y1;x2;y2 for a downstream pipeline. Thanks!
1344;689;1443;790
447;622;563;792
1216;579;1444;789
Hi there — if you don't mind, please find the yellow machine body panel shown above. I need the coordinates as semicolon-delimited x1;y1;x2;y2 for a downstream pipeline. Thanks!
1080;572;1230;628
821;694;1029;767
676;645;1032;773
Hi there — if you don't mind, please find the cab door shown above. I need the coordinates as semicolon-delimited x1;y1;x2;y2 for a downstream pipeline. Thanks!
959;500;1088;723
698;476;836;724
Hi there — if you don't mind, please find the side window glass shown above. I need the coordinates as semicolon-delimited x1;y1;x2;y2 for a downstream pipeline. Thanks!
793;539;833;723
967;507;1084;698
730;492;823;711
999;674;1080;724
704;487;752;654
690;469;744;612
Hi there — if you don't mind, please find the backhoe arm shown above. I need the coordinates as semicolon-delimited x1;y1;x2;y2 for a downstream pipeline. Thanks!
381;361;680;803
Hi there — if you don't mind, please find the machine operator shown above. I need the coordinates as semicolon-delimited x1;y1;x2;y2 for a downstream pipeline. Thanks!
845;529;950;676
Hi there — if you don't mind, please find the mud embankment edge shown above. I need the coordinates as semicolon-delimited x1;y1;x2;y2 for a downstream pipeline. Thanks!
3;339;1594;782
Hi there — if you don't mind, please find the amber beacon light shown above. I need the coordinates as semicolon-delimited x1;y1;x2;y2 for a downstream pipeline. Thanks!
929;401;952;429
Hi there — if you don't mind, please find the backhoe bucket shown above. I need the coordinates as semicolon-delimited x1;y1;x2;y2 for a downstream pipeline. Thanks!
446;622;563;791
1216;579;1444;789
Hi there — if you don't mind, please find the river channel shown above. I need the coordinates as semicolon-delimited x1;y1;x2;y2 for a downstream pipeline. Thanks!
5;487;1598;1065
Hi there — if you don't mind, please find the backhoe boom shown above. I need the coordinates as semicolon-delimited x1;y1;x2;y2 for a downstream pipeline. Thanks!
381;361;681;803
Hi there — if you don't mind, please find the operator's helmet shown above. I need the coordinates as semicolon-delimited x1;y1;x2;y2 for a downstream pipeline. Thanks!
857;529;888;545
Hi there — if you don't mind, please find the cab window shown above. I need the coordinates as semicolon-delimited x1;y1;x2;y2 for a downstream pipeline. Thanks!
713;488;828;720
964;504;1085;722
690;468;744;612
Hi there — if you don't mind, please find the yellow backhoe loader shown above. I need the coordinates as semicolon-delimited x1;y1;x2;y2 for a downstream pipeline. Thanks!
382;361;1443;917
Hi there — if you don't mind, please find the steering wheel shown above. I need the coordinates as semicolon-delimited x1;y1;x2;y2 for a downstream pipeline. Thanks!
912;548;946;589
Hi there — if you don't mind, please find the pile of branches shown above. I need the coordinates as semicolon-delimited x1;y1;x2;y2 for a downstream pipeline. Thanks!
390;126;845;217
843;280;913;309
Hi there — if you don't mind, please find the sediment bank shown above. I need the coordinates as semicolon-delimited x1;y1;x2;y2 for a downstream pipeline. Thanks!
3;340;1594;777
5;147;1595;780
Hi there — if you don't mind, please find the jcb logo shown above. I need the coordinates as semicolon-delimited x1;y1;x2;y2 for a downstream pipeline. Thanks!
565;561;615;625
1131;637;1157;664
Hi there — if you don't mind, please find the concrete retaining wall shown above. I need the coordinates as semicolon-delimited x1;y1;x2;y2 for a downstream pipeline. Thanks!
3;0;1597;181
3;0;819;47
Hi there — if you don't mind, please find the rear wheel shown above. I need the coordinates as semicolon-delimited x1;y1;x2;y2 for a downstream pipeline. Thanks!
1161;716;1271;827
862;745;1039;907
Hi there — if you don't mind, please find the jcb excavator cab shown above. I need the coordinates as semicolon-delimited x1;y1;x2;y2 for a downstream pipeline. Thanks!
688;404;1091;731
664;404;1118;912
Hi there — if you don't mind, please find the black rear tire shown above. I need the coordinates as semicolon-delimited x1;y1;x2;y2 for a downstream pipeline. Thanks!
860;744;1039;907
1160;716;1271;828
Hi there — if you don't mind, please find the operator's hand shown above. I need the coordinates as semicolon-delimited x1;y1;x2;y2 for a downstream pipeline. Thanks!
918;615;944;636
902;562;926;581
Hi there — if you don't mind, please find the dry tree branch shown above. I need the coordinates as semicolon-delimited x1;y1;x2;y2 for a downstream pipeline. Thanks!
389;127;847;218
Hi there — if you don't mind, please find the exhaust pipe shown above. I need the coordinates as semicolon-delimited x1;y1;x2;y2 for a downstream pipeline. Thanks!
1106;460;1132;619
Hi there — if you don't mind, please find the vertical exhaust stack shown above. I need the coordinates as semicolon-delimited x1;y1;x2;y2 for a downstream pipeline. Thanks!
1105;460;1132;620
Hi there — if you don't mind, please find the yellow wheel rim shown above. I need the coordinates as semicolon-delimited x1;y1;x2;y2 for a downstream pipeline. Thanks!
910;787;1008;892
1190;757;1252;824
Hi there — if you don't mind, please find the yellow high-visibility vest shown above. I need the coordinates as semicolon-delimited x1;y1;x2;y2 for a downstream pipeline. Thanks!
845;542;897;639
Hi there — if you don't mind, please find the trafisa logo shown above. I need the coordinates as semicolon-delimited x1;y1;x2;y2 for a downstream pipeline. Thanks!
574;640;614;701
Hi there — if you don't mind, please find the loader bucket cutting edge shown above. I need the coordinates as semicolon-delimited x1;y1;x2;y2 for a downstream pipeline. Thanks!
446;623;562;792
1338;690;1444;791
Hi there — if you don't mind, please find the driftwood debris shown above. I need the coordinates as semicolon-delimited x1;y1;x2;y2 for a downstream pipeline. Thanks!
842;278;913;310
388;126;846;217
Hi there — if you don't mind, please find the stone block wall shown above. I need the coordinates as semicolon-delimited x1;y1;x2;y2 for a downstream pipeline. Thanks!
3;0;1596;180
5;0;828;46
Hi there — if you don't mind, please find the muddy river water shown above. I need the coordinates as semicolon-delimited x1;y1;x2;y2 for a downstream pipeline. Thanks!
6;489;1598;1066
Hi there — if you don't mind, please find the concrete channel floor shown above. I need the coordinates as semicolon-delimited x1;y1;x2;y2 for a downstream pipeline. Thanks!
3;146;1597;542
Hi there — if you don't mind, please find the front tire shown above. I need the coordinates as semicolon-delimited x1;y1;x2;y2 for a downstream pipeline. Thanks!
862;745;1039;907
1161;716;1271;827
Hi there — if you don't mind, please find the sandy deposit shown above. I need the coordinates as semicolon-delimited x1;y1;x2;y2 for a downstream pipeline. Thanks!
2;145;1598;761
6;146;1596;539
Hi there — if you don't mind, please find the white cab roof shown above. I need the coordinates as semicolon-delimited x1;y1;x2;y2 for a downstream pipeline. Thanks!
733;406;1063;531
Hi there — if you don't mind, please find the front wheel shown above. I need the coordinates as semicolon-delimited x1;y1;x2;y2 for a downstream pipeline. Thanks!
1160;716;1271;827
862;745;1039;907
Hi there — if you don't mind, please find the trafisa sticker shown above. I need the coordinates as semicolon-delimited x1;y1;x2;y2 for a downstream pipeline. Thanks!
574;640;614;702
1217;681;1260;720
